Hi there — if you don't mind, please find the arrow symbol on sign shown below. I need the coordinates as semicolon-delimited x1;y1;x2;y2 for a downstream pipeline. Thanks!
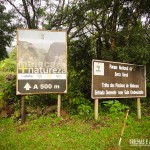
24;82;31;90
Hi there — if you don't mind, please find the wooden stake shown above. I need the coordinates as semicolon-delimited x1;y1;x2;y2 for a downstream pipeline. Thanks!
57;94;61;117
118;109;129;148
137;98;141;119
21;95;25;125
94;99;98;120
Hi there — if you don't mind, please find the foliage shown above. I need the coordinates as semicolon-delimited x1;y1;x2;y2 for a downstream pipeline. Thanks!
77;104;93;119
63;91;93;118
0;73;16;101
68;36;95;98
0;1;16;60
0;48;18;105
102;100;129;117
0;56;16;72
0;48;16;70
25;94;57;108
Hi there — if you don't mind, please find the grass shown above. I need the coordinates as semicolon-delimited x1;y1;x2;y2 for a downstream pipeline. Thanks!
0;113;150;150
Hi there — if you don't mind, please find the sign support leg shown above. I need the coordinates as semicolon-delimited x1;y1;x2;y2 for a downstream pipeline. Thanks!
57;94;61;117
137;97;141;119
21;95;25;124
94;99;99;120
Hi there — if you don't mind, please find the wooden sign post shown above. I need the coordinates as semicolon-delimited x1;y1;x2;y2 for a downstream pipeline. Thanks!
57;94;61;117
137;97;141;119
94;99;99;120
21;96;25;124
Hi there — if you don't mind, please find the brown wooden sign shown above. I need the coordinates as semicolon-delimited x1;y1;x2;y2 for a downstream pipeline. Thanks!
91;60;146;99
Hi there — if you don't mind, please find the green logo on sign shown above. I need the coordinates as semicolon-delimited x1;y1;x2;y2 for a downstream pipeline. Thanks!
96;64;101;72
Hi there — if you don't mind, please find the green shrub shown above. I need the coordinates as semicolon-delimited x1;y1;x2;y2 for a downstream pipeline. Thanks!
63;91;93;119
77;104;93;119
0;48;16;72
25;94;57;108
0;48;19;108
102;100;129;117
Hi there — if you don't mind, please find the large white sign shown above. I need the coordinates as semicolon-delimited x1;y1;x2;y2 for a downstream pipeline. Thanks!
16;29;67;95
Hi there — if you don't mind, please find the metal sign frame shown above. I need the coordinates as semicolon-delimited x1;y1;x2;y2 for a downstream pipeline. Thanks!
91;59;146;99
16;29;67;95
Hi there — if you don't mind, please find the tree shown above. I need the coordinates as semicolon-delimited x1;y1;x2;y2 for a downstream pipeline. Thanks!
45;0;150;98
48;0;149;61
5;0;42;28
0;1;16;60
5;0;67;29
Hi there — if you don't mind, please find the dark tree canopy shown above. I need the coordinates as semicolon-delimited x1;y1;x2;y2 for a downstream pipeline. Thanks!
0;1;16;60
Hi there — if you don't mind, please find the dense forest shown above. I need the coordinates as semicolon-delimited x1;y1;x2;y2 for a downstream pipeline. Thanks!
0;0;149;119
